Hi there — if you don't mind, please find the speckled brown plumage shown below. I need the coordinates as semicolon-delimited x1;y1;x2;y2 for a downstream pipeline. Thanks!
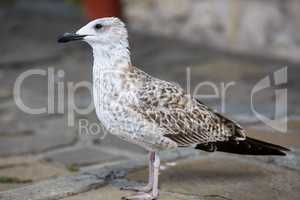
129;68;246;148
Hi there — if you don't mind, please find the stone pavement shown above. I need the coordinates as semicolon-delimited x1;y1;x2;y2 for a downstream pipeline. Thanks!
1;152;299;200
0;6;300;200
123;156;300;200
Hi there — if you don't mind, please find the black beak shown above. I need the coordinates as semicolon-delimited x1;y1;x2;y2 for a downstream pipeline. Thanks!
57;33;87;43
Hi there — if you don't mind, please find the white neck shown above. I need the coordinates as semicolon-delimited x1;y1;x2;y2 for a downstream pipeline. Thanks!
92;42;132;97
92;41;131;70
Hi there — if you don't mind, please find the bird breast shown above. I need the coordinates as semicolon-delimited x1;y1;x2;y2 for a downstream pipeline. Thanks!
92;68;140;135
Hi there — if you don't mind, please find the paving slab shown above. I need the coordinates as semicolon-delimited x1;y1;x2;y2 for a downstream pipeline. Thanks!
0;161;70;183
62;185;202;200
0;116;77;156
0;165;127;200
0;183;28;193
0;174;104;200
45;146;128;166
0;155;38;168
0;160;71;192
126;156;300;200
241;120;300;170
1;151;299;200
59;155;300;200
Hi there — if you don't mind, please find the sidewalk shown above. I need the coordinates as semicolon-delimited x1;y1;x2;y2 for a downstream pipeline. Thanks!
65;156;300;200
1;150;299;200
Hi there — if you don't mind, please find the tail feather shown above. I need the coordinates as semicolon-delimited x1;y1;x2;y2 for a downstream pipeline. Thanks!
195;137;290;156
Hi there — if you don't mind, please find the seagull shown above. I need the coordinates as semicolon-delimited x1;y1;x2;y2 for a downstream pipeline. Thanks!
58;17;290;200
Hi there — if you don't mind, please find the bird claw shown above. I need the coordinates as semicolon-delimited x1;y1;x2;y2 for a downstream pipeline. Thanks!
121;192;158;200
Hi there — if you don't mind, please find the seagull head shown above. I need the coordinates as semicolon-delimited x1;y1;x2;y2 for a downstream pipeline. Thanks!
58;17;128;49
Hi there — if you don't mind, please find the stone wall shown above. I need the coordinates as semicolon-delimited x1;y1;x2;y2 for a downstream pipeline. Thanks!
123;0;300;63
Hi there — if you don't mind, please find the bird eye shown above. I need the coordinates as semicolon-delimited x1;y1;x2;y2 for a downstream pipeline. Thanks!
94;24;103;30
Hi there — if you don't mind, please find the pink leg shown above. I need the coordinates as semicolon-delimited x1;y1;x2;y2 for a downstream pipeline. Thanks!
121;152;155;192
122;152;160;200
151;153;160;198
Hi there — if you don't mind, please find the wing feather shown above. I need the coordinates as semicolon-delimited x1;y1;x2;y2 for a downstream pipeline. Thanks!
132;68;245;146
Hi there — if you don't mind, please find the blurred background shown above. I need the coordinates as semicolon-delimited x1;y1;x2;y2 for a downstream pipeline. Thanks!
0;0;299;198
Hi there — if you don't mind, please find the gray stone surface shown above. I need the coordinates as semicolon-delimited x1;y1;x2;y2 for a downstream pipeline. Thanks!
0;161;128;200
123;0;300;63
62;185;202;200
124;155;300;200
45;146;128;166
56;154;300;200
0;159;71;192
0;174;105;200
1;152;299;200
0;116;77;156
